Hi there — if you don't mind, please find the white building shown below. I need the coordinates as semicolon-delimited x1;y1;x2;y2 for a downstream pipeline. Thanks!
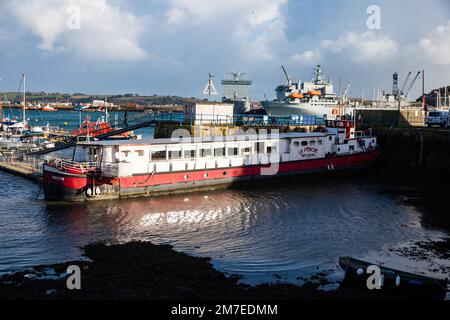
92;100;114;108
184;102;234;125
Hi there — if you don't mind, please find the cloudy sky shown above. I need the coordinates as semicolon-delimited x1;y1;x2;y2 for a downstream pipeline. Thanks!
0;0;449;100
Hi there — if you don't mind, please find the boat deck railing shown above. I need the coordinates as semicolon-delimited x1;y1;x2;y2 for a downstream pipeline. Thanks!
51;158;99;174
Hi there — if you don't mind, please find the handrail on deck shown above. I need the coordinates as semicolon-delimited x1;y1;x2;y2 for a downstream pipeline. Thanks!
51;158;99;174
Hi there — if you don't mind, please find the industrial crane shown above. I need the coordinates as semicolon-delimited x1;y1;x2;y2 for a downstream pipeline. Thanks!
404;71;421;99
393;71;421;100
281;65;292;86
399;71;412;97
342;81;352;100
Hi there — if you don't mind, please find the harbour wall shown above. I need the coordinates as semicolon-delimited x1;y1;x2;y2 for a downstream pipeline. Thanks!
357;107;425;127
373;126;450;174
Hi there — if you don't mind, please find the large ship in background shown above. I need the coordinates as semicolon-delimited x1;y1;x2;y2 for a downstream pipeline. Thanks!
261;65;343;118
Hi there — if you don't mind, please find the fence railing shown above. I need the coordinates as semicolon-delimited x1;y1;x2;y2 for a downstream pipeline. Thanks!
50;158;99;174
0;153;42;172
78;111;324;131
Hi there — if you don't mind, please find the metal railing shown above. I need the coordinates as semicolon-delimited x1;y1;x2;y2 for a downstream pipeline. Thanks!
51;158;99;174
0;153;41;173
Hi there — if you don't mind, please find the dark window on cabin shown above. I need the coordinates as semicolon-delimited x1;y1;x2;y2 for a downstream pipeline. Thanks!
184;150;196;159
151;150;166;160
254;142;265;153
214;147;225;157
301;141;308;146
267;146;276;154
169;150;182;159
201;148;212;157
349;146;354;151
228;147;238;156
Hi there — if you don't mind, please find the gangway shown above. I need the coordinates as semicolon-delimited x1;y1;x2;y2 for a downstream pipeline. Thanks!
29;112;182;155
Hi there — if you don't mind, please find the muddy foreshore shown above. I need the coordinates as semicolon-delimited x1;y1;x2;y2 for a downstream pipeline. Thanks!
0;239;447;300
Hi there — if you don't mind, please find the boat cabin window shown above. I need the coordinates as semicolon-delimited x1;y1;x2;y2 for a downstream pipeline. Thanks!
301;141;308;146
201;148;212;157
241;147;251;155
135;150;145;157
214;147;225;157
102;147;114;162
254;142;265;153
310;141;316;146
184;150;195;159
151;150;166;161
317;140;323;145
293;141;300;147
228;147;238;156
267;146;276;154
169;150;182;159
121;150;131;160
349;145;354;151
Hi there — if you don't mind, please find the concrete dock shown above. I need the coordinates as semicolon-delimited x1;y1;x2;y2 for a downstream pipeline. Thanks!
0;159;42;182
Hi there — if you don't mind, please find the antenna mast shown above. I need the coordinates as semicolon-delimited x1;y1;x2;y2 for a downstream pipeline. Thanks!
22;73;26;124
203;73;217;101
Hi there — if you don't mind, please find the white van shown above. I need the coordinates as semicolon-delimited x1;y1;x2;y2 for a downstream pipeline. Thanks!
426;110;448;128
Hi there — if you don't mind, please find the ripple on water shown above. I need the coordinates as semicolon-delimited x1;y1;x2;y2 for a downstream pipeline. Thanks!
0;171;446;285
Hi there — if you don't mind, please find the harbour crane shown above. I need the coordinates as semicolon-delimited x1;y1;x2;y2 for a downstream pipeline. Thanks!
399;71;412;96
392;72;399;97
281;65;292;86
403;71;421;99
342;81;351;100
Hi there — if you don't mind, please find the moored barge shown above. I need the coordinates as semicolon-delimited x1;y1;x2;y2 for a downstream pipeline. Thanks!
43;120;379;201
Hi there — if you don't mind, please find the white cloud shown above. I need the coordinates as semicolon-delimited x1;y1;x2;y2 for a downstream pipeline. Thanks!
320;31;398;62
165;0;285;27
291;50;318;64
163;0;287;63
3;0;148;61
418;20;450;65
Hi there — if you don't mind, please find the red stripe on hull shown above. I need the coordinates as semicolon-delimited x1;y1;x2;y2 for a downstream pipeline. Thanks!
119;150;378;188
43;150;379;201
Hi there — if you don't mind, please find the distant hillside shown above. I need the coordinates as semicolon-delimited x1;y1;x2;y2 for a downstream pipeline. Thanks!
416;85;450;107
1;92;208;106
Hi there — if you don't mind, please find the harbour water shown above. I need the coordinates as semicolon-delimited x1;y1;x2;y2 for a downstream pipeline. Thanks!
0;167;447;287
1;109;155;138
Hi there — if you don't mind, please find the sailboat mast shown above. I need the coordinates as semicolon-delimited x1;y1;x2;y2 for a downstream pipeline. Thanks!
22;73;26;123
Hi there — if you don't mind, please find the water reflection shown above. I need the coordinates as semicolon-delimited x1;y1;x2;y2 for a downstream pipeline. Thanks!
0;170;446;285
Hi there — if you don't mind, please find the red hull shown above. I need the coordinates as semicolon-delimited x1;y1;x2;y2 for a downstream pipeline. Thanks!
43;150;380;201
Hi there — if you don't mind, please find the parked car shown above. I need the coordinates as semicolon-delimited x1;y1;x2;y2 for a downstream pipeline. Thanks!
426;110;448;128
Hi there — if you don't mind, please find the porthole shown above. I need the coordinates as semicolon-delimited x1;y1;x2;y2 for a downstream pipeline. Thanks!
204;173;208;178
293;141;300;147
184;174;189;180
223;171;227;176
